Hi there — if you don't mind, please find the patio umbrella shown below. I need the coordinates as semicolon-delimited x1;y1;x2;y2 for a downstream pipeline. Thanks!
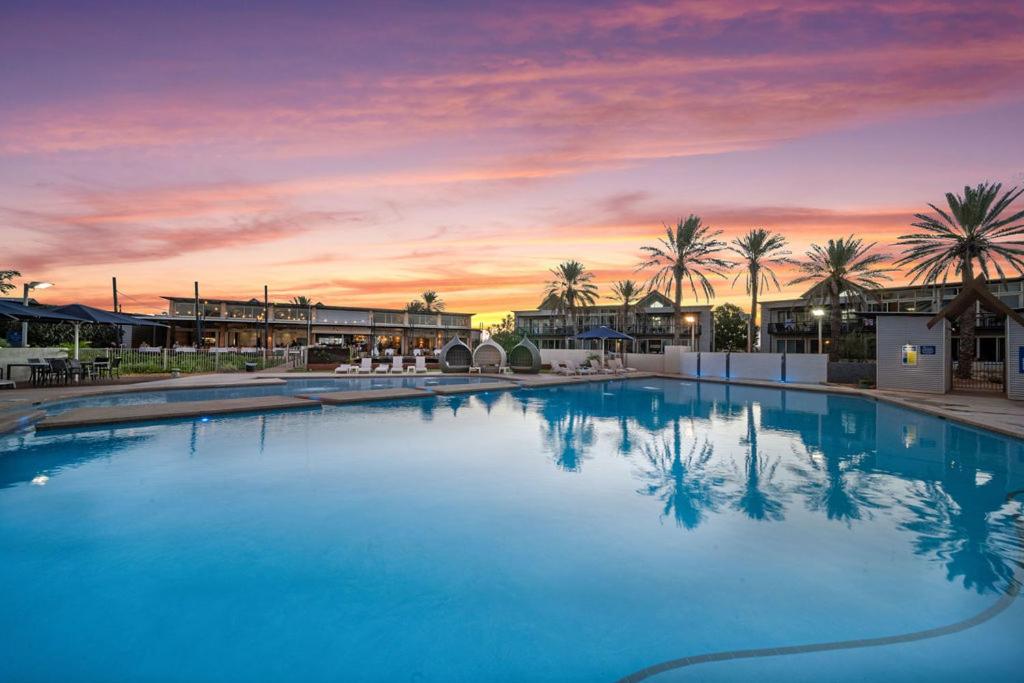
0;300;92;352
574;325;636;363
49;304;166;359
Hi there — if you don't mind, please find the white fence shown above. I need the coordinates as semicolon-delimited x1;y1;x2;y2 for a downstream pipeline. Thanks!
785;354;829;384
539;349;668;373
536;348;828;384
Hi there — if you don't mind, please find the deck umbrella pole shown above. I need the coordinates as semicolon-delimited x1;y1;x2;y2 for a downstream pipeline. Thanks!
74;322;80;359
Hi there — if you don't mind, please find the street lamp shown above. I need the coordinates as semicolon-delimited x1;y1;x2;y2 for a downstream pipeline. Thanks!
21;281;54;347
811;307;825;354
684;314;697;350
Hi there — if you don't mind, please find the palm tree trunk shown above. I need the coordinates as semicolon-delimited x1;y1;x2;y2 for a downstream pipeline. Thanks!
673;275;682;347
748;271;758;353
829;286;841;362
957;262;976;380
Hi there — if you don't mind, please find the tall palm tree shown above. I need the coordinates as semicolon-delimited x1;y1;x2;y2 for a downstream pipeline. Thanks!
729;228;793;352
639;215;732;347
419;290;445;312
608;279;641;333
896;183;1024;379
290;295;311;306
789;237;893;361
546;260;599;346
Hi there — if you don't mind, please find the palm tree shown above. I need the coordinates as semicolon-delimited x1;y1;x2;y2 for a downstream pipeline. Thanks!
639;215;732;347
608;279;641;333
896;183;1024;379
419;290;445;312
789;237;893;361
546;260;599;346
290;295;311;306
729;228;793;352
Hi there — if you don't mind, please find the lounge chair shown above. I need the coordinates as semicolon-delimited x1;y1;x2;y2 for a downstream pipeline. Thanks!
390;356;404;373
374;362;390;374
334;363;354;374
611;358;638;373
567;360;594;376
410;357;428;373
590;359;614;375
551;361;573;376
357;358;373;374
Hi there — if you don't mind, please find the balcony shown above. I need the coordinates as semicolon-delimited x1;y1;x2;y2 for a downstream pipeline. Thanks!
768;320;870;336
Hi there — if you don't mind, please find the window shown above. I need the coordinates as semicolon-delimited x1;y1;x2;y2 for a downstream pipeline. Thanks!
314;309;370;325
776;339;804;354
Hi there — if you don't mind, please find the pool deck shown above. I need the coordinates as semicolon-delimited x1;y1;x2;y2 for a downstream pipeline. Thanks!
3;369;1022;439
300;388;430;404
35;395;320;431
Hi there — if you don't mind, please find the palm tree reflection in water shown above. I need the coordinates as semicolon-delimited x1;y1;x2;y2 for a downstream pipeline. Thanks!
733;403;786;522
634;418;725;529
539;398;595;472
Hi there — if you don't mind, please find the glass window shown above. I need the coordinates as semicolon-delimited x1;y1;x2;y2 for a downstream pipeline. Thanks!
314;309;370;325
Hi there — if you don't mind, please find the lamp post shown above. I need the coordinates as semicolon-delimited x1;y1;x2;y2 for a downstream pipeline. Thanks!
812;307;825;354
21;281;54;347
684;314;697;351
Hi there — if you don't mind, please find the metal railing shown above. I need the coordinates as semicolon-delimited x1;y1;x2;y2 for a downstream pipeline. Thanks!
78;348;292;374
951;360;1004;393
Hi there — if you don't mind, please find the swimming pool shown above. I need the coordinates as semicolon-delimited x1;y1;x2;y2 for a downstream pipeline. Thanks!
43;375;492;414
1;378;1021;681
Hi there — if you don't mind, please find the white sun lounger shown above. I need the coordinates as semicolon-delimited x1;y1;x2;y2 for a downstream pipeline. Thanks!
357;358;373;374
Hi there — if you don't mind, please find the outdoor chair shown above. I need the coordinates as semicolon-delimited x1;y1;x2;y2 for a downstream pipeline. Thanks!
390;356;404;373
46;358;71;385
590;359;614;375
68;359;89;383
27;358;51;386
357;358;373;374
409;357;428;373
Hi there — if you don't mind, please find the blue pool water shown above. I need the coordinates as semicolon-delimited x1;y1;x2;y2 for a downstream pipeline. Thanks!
44;375;490;414
1;378;1022;682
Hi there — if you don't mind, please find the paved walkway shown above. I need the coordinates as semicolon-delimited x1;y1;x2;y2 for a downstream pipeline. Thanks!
3;370;1022;439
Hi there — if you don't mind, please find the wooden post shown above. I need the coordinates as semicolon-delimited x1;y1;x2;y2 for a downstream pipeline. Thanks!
112;276;119;312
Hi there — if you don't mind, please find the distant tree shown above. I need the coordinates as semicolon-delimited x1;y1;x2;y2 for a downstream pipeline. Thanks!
290;295;312;306
608;279;642;332
789;237;893;361
639;216;732;347
729;228;793;351
487;314;523;353
0;269;21;295
420;290;445;312
713;303;748;351
546;260;599;344
896;182;1024;378
405;300;427;313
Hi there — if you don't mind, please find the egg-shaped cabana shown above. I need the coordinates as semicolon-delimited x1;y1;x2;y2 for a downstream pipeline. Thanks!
508;335;541;374
472;338;507;371
439;335;473;373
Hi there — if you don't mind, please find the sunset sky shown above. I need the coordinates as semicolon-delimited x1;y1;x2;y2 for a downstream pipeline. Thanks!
3;0;1024;326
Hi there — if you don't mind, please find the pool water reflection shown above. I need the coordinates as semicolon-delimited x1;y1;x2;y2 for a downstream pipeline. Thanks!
1;378;1021;682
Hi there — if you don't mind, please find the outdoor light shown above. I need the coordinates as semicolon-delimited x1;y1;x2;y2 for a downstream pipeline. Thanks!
811;307;825;354
20;280;55;347
684;314;697;350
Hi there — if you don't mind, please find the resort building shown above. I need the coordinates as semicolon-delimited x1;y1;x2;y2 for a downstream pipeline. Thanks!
513;291;714;352
140;295;476;352
760;275;1024;360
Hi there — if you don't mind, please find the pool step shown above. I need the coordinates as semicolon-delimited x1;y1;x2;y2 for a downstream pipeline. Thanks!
36;396;320;430
429;382;519;395
300;388;430;405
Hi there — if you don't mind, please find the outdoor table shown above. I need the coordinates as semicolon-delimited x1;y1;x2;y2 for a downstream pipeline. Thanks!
6;362;50;387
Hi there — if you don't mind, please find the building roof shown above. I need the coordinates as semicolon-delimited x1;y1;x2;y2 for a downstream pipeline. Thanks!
160;295;474;316
927;275;1024;329
515;290;711;314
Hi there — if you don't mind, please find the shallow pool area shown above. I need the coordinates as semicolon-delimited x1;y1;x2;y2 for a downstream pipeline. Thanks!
1;378;1022;681
42;374;491;414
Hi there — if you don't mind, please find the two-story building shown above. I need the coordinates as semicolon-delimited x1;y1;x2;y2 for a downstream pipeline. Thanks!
760;276;1024;360
139;295;476;353
513;291;714;352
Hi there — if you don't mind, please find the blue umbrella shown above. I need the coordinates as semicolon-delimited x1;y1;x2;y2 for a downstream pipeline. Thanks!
574;326;635;362
49;304;166;359
575;326;634;341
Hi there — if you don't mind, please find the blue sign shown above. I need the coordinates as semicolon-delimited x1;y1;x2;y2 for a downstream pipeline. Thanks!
920;345;936;355
1019;346;1024;374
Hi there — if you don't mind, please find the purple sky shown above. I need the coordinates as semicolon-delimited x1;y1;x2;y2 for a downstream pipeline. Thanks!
3;1;1023;322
